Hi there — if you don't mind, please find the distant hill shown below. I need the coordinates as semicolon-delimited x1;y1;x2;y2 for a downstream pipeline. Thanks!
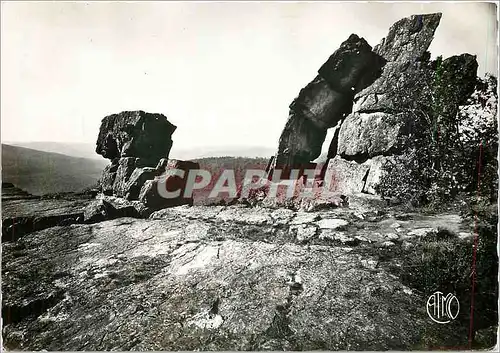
6;141;101;160
7;142;277;161
0;144;274;196
1;144;108;195
170;146;275;160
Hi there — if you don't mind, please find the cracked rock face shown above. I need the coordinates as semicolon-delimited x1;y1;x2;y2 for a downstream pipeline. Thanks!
2;179;480;350
4;181;482;352
2;200;470;350
270;34;385;172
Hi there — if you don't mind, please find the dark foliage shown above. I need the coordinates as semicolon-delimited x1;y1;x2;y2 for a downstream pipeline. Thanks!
397;207;498;346
377;56;498;206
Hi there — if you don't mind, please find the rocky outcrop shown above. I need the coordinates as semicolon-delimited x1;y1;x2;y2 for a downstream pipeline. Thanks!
138;159;199;209
269;35;386;173
268;14;447;193
269;13;479;195
1;184;90;242
328;14;480;194
335;16;479;162
96;111;176;199
95;111;196;213
336;14;442;160
96;110;176;164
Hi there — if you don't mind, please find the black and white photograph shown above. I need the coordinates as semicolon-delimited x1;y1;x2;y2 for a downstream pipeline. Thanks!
1;1;499;350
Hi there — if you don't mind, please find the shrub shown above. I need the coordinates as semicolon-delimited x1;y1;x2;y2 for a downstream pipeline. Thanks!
398;213;498;342
376;149;427;206
377;58;498;206
457;74;498;201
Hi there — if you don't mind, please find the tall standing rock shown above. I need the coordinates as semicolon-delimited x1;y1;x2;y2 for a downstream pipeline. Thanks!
268;13;480;196
268;34;386;174
94;110;195;210
336;13;443;159
327;13;480;195
326;13;448;194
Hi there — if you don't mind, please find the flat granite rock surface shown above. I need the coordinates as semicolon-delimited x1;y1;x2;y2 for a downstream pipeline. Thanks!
2;200;475;350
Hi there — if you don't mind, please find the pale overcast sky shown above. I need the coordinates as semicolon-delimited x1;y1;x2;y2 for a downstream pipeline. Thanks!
1;1;498;151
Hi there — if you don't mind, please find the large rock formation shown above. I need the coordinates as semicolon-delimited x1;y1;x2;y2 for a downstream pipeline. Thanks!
95;111;197;213
268;34;386;174
96;110;176;163
96;111;176;196
270;13;479;195
329;14;478;193
330;14;443;188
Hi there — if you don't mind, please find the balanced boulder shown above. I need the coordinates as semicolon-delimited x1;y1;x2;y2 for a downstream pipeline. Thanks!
96;110;176;164
95;111;196;212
